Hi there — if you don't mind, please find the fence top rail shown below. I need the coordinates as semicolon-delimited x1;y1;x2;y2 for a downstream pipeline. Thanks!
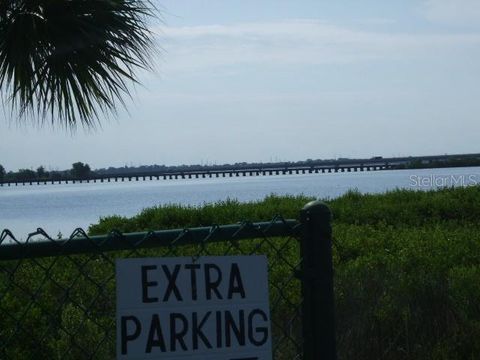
0;218;300;261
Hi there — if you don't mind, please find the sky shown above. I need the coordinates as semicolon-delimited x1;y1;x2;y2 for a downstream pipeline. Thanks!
1;0;480;172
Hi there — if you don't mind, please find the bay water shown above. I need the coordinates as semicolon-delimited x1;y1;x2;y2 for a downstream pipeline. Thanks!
1;166;479;237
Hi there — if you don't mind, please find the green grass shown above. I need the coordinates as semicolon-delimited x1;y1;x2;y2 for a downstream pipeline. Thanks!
89;186;480;234
88;194;313;234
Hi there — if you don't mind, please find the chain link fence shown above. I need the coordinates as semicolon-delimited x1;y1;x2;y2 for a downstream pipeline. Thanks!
0;203;335;360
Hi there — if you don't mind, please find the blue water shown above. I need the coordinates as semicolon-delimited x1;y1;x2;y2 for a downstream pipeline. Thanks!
1;166;479;237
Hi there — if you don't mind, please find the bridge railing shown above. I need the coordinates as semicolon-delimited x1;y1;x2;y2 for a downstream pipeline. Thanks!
0;163;393;186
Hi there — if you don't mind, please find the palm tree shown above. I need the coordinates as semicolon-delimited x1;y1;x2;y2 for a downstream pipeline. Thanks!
0;0;156;129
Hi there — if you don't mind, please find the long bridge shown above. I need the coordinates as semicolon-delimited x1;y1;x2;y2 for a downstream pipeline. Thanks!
1;153;479;187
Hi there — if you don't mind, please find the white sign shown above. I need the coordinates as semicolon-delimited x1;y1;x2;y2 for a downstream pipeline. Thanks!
116;256;272;360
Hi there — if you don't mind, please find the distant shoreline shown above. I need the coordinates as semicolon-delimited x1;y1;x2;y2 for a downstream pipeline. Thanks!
1;152;480;186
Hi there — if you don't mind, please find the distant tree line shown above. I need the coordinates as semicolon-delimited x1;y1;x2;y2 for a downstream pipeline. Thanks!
94;159;332;176
95;156;480;176
1;155;480;183
396;157;480;170
0;162;92;182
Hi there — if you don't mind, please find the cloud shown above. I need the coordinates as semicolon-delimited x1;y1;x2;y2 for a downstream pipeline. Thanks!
424;0;480;25
152;20;480;72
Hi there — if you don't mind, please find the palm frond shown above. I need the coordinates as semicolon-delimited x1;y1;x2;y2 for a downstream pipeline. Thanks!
0;0;157;129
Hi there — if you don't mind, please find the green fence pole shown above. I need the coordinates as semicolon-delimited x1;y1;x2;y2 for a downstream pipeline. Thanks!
300;201;336;360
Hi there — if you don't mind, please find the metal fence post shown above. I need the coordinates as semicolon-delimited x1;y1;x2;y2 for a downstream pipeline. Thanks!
300;200;336;360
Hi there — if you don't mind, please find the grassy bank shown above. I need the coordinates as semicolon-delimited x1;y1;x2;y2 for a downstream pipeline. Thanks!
89;186;480;359
1;187;479;359
89;186;480;234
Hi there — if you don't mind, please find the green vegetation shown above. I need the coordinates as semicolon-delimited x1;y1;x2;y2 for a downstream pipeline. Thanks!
71;162;92;179
89;195;310;234
330;188;480;359
91;187;480;359
0;0;156;128
1;187;480;359
0;162;93;182
401;157;480;169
